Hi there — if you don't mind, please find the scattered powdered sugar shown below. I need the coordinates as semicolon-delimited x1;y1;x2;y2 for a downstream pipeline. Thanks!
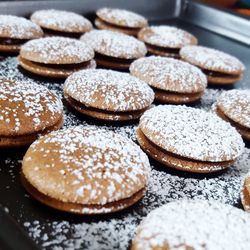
20;37;94;64
0;79;63;134
31;9;92;33
23;126;150;206
132;200;250;250
180;45;245;74
139;105;244;162
216;89;250;128
64;69;154;111
96;8;148;28
138;25;197;48
200;88;223;110
0;15;43;39
80;30;147;59
130;56;207;93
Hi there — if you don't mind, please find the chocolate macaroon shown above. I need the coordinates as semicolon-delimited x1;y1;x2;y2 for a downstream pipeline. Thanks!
64;69;154;121
137;105;244;173
0;15;43;54
138;25;197;58
31;9;92;38
215;90;250;140
19;36;95;78
241;173;250;212
0;79;63;147
130;56;207;104
132;200;250;250
95;7;148;36
80;30;147;70
180;45;245;85
21;126;150;214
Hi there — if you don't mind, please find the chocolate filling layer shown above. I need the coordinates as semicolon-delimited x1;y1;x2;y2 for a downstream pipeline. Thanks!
202;69;239;79
95;52;135;64
0;38;28;45
42;27;82;38
146;43;180;54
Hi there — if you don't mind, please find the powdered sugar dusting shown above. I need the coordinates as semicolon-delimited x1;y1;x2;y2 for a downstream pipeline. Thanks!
138;25;197;48
0;15;43;39
217;89;250;128
139;105;244;162
81;30;147;59
180;45;245;74
130;56;207;93
31;9;92;33
133;200;250;250
20;37;94;64
97;8;147;28
64;69;154;112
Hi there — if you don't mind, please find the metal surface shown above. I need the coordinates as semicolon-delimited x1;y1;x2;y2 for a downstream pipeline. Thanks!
0;1;250;249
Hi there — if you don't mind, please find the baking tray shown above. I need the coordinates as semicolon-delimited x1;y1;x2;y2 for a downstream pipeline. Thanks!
0;0;250;249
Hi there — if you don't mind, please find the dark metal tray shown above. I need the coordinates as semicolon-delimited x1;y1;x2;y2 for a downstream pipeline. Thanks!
0;1;250;249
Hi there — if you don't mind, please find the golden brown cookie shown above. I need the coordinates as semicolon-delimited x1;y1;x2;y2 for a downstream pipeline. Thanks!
131;200;250;250
80;30;147;70
241;174;250;212
19;37;95;78
64;69;154;121
130;56;207;104
22;126;150;214
180;45;245;85
31;9;92;38
138;26;197;58
0;79;63;147
95;8;147;36
215;90;250;140
0;15;43;53
137;105;244;173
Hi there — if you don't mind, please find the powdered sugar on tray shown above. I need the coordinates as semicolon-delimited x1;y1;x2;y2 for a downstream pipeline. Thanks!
180;45;245;74
31;9;92;33
64;69;154;111
96;8;148;28
80;30;147;59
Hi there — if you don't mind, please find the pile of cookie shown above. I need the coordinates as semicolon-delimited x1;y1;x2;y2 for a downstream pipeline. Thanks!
0;7;250;249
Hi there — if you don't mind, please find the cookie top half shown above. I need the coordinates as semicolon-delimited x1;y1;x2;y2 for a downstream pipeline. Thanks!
0;79;63;136
64;69;154;112
22;126;150;207
139;105;244;162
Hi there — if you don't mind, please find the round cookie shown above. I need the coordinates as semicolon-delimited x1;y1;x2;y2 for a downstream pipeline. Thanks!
130;56;207;104
21;126;150;214
95;8;148;36
80;30;147;70
180;45;245;85
0;15;43;53
0;79;63;147
131;200;250;250
137;105;244;173
19;37;95;78
31;9;92;38
215;89;250;140
64;69;154;121
138;25;197;58
241;173;250;212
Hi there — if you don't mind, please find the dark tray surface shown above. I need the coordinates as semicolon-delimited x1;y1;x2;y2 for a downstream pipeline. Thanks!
0;15;250;250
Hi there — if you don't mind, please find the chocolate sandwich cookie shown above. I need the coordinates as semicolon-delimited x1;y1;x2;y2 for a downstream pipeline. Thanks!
138;25;197;58
19;36;95;78
80;30;147;70
137;105;244;173
215;90;250;140
64;69;154;121
31;9;92;38
180;45;245;85
0;15;43;53
0;79;63;147
131;200;250;250
95;8;148;36
22;126;150;214
241;173;250;212
130;56;207;104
